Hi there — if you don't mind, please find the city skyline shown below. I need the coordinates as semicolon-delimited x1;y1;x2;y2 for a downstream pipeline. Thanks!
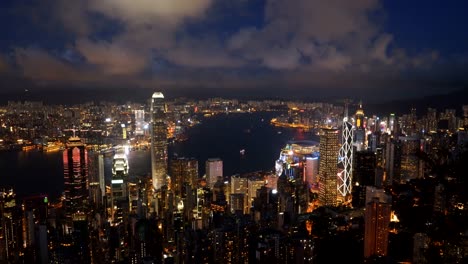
1;0;468;262
0;1;467;102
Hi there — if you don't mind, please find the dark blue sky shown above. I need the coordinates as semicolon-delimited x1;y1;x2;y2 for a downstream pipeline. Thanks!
0;0;467;102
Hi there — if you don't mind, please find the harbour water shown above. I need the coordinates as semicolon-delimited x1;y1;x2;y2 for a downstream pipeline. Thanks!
0;112;318;199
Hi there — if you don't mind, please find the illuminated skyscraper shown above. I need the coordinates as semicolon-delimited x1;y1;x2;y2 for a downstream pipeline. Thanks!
338;103;354;199
134;109;145;136
170;157;199;197
0;189;21;263
355;101;365;130
318;128;340;206
206;158;223;188
389;113;396;134
63;136;88;218
111;151;129;223
364;194;391;259
151;92;168;190
355;102;366;151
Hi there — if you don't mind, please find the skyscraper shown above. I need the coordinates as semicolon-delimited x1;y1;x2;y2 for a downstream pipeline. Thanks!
355;102;366;151
319;128;339;206
338;102;354;199
206;158;223;188
0;189;21;263
63;136;88;218
463;105;468;127
134;109;145;136
364;192;391;259
170;157;199;197
151;92;168;190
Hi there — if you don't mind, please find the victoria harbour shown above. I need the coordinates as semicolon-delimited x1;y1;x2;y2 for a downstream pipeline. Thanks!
2;1;468;262
0;112;317;199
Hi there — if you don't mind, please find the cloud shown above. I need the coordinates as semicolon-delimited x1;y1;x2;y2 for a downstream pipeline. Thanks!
1;0;453;101
76;39;148;75
0;55;9;73
15;48;86;81
88;0;213;26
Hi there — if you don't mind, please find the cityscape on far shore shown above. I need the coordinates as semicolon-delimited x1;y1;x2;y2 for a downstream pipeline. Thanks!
1;93;468;263
1;1;468;263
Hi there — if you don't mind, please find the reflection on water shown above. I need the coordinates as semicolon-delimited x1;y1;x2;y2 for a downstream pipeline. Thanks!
0;112;318;199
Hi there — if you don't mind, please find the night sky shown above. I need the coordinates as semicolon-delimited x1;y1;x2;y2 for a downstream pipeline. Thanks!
0;0;467;102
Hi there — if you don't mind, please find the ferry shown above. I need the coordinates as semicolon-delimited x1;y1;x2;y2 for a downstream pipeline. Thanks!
43;142;62;152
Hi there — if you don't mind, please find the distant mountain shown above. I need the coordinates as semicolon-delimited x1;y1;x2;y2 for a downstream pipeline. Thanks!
365;88;468;117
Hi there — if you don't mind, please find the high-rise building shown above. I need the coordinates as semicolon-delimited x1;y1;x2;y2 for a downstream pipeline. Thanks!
134;109;146;136
338;102;354;199
319;128;339;206
355;101;365;130
389;113;396;134
304;157;319;188
63;136;88;219
111;152;129;223
231;176;248;195
400;136;424;181
88;152;105;207
385;140;402;184
354;151;376;186
364;191;391;259
248;179;265;206
170;157;199;197
355;102;366;151
150;92;168;190
0;189;22;263
463;105;468;127
206;158;223;188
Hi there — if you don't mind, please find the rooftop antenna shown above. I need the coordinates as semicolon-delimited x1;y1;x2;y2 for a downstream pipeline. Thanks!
343;98;352;122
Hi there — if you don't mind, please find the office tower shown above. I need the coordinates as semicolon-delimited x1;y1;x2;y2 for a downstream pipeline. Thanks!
389;113;396;134
400;136;424;181
354;151;377;186
304;157;319;188
426;108;438;133
22;194;50;263
354;101;366;151
231;175;248;194
385;139;402;184
364;192;391;258
355;101;365;130
0;189;22;263
63;135;88;219
170;157;198;197
248;179;265;206
230;193;247;214
352;151;377;207
318;128;340;206
111;151;129;223
368;132;380;152
134;109;145;136
150;92;168;190
338;102;354;198
88;152;105;207
206;158;223;188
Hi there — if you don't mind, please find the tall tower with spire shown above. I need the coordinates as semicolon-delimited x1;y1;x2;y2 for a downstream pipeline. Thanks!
150;92;168;190
355;101;366;151
338;100;354;200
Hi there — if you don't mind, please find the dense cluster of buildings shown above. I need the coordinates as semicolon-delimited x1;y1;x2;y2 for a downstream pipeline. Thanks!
1;95;468;263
